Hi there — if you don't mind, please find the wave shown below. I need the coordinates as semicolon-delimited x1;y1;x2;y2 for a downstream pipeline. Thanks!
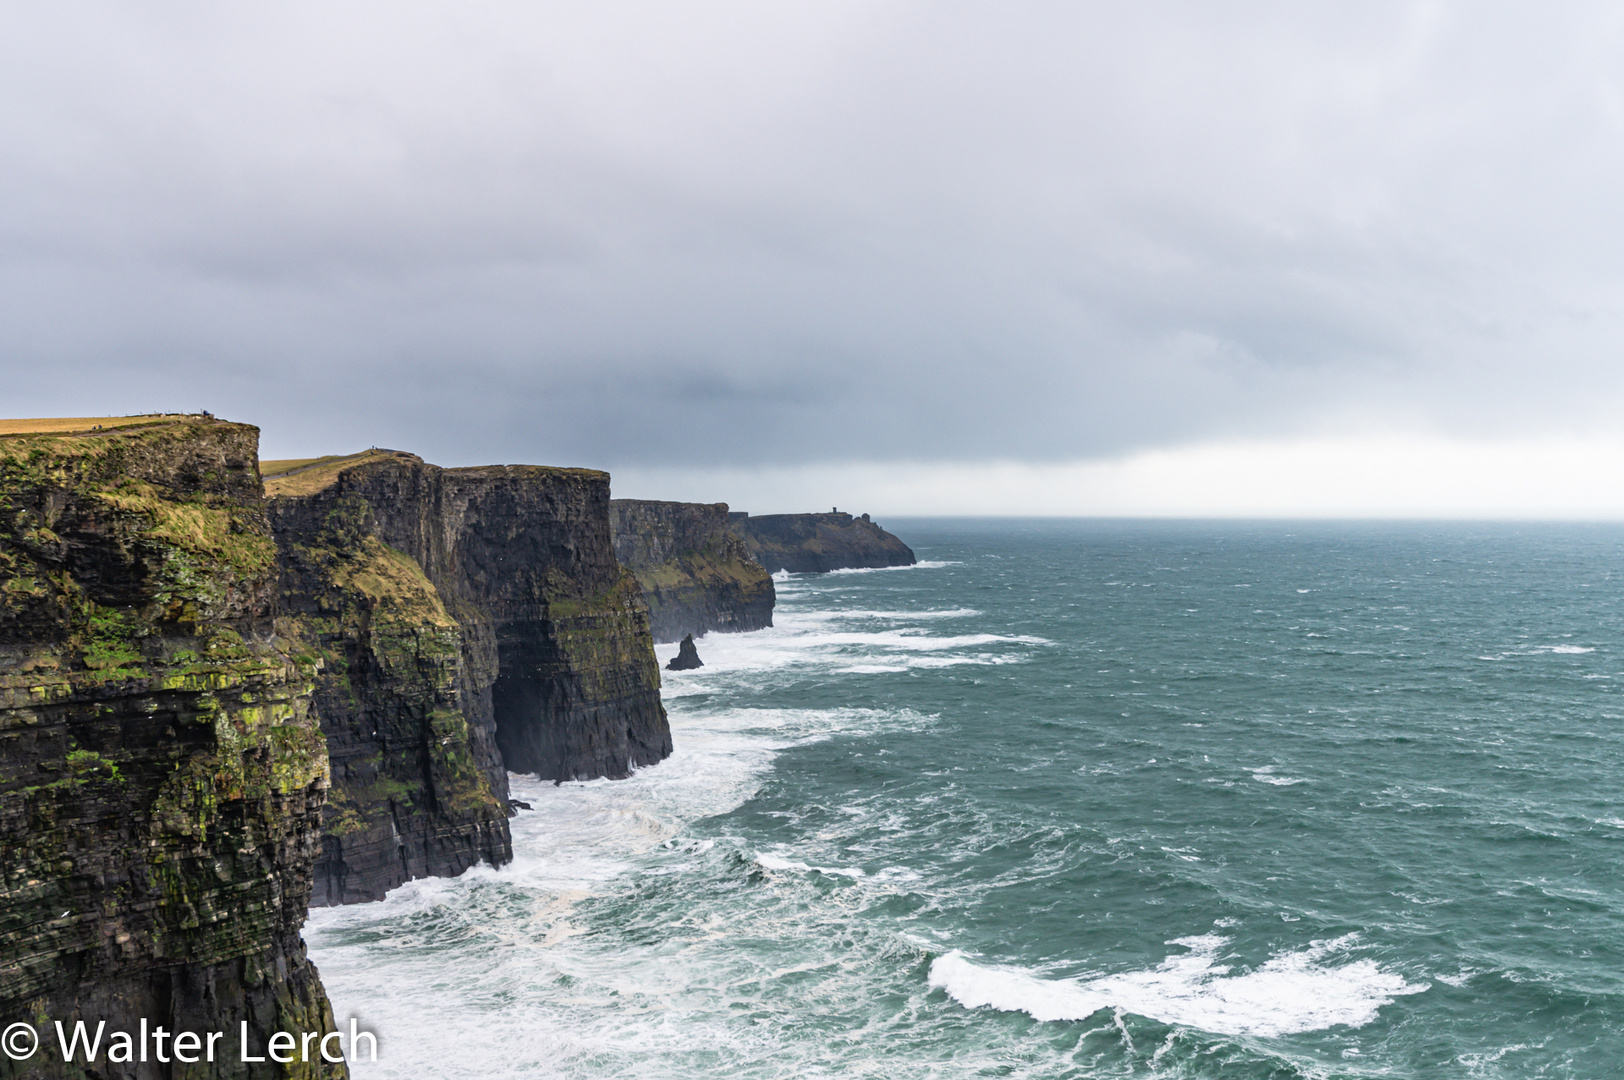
655;614;1048;686
831;607;982;620
929;933;1424;1037
822;560;960;576
307;706;916;920
1251;766;1309;787
835;654;1029;674
1478;644;1596;660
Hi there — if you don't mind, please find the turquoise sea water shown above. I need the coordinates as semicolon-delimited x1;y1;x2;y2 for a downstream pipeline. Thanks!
306;520;1624;1078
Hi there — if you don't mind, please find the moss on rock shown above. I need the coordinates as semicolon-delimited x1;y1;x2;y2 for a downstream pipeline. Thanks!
609;500;775;643
0;417;345;1079
269;489;511;905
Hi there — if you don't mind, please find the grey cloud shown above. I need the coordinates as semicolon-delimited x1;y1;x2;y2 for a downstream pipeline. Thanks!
3;1;1623;466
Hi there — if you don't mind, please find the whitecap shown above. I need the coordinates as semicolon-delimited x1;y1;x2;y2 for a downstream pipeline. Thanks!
928;934;1424;1037
1251;766;1309;787
653;614;1048;682
836;607;982;620
821;560;960;575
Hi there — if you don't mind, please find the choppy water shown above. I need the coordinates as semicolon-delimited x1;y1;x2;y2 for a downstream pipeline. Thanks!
306;519;1624;1078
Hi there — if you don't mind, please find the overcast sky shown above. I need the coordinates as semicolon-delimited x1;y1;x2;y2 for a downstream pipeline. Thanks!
5;2;1624;512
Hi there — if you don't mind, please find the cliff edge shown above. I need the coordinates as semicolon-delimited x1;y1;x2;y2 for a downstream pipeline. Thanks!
0;418;344;1078
609;500;774;644
729;511;916;574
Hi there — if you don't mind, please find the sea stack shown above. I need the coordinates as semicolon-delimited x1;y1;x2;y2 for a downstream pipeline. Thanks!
667;633;703;670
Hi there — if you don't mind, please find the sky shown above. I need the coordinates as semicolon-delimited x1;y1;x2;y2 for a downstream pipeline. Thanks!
4;2;1624;515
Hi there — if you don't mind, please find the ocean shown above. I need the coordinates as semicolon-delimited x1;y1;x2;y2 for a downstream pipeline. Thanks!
305;519;1624;1078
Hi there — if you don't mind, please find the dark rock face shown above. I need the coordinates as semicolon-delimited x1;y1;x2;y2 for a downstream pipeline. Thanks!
0;419;345;1079
268;454;670;905
729;512;916;574
609;500;774;643
666;634;703;671
268;487;512;906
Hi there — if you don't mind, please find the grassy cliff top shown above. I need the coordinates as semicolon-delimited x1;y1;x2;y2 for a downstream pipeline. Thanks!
262;449;409;496
0;414;199;437
263;453;611;499
446;463;609;483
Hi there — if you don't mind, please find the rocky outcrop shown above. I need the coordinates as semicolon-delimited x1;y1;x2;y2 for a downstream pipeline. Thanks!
0;418;344;1078
666;634;702;671
729;511;916;574
267;454;670;904
609;500;774;643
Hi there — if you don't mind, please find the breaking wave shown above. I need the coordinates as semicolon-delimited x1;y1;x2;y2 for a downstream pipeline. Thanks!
929;934;1425;1037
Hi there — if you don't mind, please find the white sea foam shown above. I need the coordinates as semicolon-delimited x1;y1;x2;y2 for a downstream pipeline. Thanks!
307;710;799;921
653;607;1047;687
1480;644;1596;660
1250;766;1309;787
305;702;919;1078
929;934;1424;1037
308;704;923;930
821;560;960;575
835;607;982;620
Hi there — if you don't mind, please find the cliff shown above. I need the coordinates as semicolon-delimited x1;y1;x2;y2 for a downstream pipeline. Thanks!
609;500;774;644
267;453;670;904
729;512;916;574
0;418;344;1078
265;459;511;906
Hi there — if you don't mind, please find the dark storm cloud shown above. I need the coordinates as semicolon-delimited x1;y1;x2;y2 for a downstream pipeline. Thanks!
3;2;1623;465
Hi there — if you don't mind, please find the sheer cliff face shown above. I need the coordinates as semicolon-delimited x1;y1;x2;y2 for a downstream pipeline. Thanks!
267;487;512;907
0;419;344;1079
609;500;774;644
270;456;669;815
729;512;917;574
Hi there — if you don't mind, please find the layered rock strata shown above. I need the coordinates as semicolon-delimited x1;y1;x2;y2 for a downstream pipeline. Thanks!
0;418;344;1079
267;454;670;905
729;511;916;574
266;479;511;906
609;500;774;643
